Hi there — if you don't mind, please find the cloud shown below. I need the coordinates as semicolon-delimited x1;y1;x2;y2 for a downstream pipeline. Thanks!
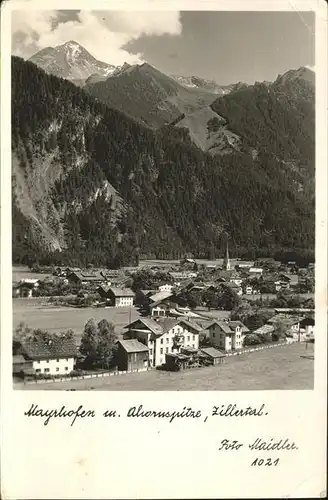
11;10;182;65
305;64;315;71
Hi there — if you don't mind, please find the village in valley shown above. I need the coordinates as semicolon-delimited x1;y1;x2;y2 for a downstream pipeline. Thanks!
13;241;315;391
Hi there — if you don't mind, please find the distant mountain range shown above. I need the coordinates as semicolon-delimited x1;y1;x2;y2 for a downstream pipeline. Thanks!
12;45;315;266
28;41;314;158
170;74;248;95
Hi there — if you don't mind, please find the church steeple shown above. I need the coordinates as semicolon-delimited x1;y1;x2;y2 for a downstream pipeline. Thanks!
223;238;231;271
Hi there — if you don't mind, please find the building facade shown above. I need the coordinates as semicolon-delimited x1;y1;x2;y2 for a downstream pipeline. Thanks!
205;320;249;351
107;288;135;307
123;318;202;367
32;357;75;375
16;336;77;375
116;340;149;371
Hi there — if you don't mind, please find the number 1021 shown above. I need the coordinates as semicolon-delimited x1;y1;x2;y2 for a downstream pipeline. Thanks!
251;458;280;466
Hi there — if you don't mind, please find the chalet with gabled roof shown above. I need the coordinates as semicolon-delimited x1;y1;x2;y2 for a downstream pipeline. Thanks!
123;317;203;367
204;320;249;351
14;336;77;375
106;288;135;307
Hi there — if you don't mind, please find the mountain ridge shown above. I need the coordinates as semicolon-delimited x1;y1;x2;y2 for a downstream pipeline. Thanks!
12;56;315;267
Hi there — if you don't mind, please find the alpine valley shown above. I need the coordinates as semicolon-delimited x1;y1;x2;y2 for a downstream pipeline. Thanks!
12;41;315;267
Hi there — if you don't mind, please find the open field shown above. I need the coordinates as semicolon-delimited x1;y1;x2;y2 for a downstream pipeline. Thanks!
16;342;314;391
139;258;238;267
13;266;51;282
13;299;141;343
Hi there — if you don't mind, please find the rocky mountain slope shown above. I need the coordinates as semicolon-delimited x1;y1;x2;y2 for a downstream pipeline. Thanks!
12;56;315;266
85;62;218;128
29;41;118;84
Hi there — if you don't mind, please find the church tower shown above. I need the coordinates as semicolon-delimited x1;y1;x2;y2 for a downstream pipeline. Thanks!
222;238;231;271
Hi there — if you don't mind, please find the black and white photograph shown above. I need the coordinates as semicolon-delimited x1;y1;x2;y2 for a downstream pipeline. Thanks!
10;8;316;391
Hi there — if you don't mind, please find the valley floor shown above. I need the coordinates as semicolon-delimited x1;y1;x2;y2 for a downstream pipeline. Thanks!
15;342;314;391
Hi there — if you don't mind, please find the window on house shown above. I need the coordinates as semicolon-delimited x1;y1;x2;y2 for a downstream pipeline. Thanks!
166;338;169;343
56;367;59;372
46;360;49;363
165;347;169;353
160;348;163;355
193;335;195;341
65;358;69;361
56;359;60;362
160;339;163;344
44;368;50;373
65;367;69;371
35;369;41;373
187;336;190;342
149;349;153;356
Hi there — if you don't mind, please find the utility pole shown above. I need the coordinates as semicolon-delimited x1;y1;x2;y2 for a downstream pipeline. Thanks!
298;311;301;343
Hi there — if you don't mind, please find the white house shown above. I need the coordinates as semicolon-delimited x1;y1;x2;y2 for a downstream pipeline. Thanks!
205;320;249;351
107;288;135;307
21;336;77;375
157;283;173;293
150;298;179;318
14;279;40;298
249;267;263;275
123;317;202;367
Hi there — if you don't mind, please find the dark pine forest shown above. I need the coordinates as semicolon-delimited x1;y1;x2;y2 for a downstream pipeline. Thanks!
12;56;315;267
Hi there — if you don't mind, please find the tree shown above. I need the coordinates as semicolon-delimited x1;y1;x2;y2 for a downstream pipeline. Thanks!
217;286;241;310
131;269;155;291
243;334;262;346
244;309;273;331
80;319;98;368
79;318;117;369
97;319;118;369
271;320;288;341
231;301;255;322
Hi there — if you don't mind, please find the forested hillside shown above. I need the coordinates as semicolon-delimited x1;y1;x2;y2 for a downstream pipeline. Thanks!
211;68;315;196
85;62;217;128
12;56;315;267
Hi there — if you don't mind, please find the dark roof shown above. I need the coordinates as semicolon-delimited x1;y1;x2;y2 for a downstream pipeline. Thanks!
299;317;315;326
117;339;149;353
205;320;249;334
156;317;203;334
205;320;232;334
229;321;250;333
200;347;225;358
252;324;275;335
225;282;241;289
13;354;30;364
97;284;111;293
22;337;77;360
71;271;104;282
268;314;299;326
149;299;177;309
125;318;164;335
108;287;135;297
148;291;173;303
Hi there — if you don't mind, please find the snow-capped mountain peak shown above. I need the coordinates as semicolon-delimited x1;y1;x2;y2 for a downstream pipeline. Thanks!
29;41;118;83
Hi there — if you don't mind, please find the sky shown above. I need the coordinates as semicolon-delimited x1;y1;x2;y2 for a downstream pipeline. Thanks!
11;10;315;85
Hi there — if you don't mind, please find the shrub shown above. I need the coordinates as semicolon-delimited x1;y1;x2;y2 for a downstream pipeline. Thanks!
243;334;262;346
